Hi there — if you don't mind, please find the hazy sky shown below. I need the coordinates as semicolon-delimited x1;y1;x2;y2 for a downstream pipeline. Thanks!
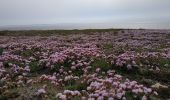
0;0;170;29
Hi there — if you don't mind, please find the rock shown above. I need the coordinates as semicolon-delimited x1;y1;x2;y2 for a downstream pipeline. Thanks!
151;83;168;89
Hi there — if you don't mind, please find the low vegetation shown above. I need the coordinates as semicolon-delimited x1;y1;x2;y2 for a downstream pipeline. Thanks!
0;29;170;99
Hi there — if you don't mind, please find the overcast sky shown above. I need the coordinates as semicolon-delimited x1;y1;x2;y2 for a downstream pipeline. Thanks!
0;0;170;29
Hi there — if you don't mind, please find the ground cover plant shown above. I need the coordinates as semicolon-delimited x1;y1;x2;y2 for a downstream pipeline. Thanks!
0;29;170;100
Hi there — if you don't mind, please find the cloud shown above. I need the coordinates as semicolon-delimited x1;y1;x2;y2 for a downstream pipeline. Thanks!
0;0;169;28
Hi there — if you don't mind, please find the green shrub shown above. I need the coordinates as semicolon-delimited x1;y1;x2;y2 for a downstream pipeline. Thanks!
52;59;72;72
72;69;84;76
125;92;133;100
0;48;3;55
21;50;33;57
52;63;62;71
0;95;7;100
65;84;78;90
29;61;42;72
139;57;170;68
125;91;141;100
65;79;76;86
65;82;87;91
91;59;112;72
102;43;113;50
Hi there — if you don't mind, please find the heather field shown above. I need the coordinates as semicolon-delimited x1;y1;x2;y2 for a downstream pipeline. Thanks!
0;29;170;100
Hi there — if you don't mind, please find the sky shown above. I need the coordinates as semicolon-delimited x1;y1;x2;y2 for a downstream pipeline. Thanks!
0;0;170;29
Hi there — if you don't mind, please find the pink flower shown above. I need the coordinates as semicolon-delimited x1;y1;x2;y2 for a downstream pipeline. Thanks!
97;96;104;100
49;75;56;81
88;97;95;100
36;89;46;95
153;91;158;95
122;97;126;100
96;68;101;73
108;97;114;100
74;90;81;96
127;64;132;70
0;62;3;68
116;93;123;99
82;96;86;100
71;66;76;70
56;93;67;100
142;95;147;100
